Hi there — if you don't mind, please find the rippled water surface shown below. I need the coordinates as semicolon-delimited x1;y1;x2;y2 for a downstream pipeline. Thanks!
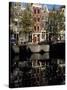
9;53;65;88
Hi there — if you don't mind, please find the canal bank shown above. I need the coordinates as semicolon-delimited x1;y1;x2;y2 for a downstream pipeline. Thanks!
11;41;65;55
11;44;50;54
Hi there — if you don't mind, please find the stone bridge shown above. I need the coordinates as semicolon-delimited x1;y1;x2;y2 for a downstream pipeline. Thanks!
27;44;49;53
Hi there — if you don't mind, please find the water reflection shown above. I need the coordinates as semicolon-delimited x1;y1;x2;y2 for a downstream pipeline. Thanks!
30;53;49;60
10;53;65;87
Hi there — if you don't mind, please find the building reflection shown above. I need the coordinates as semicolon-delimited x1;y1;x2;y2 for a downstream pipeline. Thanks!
31;59;49;86
10;53;65;87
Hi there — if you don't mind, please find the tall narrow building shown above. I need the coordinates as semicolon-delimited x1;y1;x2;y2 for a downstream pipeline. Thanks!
32;4;48;44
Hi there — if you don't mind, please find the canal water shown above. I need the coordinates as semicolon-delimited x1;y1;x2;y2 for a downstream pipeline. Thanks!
9;53;65;88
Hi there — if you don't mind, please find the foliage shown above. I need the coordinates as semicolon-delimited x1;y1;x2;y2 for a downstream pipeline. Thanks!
21;4;33;33
47;6;65;34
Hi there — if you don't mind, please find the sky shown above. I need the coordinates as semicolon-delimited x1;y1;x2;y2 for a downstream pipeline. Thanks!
12;2;63;11
22;3;63;11
42;3;63;11
46;4;62;11
22;3;62;11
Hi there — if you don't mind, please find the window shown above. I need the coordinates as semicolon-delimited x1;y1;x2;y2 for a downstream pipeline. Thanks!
34;9;36;14
37;34;40;37
34;26;36;31
38;9;40;14
33;35;36;43
37;26;39;31
37;34;40;42
42;32;45;39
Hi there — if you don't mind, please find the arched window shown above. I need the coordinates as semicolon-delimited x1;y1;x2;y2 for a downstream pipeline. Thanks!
34;26;36;31
37;26;39;31
33;35;36;43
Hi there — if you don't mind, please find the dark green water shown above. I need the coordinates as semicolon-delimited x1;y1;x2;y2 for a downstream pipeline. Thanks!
9;53;65;88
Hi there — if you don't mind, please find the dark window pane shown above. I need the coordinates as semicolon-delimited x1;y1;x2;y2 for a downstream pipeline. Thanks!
34;9;36;14
37;26;39;31
38;9;40;14
34;26;36;31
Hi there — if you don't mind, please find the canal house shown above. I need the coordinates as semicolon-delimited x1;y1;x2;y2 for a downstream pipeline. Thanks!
32;4;48;44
